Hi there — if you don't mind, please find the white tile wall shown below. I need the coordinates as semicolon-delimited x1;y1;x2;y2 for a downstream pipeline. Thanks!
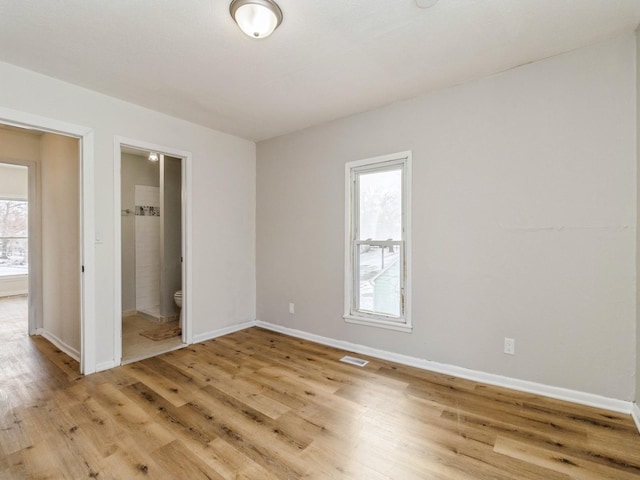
135;185;160;314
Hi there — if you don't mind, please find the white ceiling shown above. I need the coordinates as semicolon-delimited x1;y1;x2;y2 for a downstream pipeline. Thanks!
0;1;638;142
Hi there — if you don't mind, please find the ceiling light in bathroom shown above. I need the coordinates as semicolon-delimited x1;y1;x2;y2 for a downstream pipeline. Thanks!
148;153;159;162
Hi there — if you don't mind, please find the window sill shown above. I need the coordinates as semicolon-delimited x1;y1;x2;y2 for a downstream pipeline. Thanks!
0;273;28;280
343;314;412;333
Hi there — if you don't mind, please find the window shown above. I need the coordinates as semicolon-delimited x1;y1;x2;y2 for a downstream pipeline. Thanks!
344;151;411;332
0;199;28;277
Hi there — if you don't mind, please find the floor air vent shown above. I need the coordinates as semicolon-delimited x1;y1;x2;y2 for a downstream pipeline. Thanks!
340;355;369;367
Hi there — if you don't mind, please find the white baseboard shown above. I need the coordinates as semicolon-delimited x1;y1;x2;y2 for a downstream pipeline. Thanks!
255;320;633;415
192;320;257;344
632;403;640;434
36;328;80;362
95;360;119;372
0;274;28;298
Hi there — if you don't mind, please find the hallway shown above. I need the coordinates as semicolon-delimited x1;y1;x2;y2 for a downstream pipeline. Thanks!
0;295;27;344
0;294;80;388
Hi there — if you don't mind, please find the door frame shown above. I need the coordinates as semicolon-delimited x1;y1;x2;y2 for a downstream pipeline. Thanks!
113;136;193;365
0;106;96;374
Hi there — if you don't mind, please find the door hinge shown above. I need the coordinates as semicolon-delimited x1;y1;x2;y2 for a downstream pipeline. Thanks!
82;265;85;273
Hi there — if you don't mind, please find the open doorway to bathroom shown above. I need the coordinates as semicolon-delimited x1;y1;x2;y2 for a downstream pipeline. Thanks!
119;145;186;363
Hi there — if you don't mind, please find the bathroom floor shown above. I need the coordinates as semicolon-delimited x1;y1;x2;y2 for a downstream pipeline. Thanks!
121;314;184;363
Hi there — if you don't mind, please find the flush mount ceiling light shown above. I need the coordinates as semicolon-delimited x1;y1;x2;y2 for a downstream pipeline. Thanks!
229;0;283;39
148;152;159;162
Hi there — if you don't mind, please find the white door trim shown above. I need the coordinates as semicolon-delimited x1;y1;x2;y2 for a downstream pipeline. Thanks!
0;106;96;374
113;136;193;366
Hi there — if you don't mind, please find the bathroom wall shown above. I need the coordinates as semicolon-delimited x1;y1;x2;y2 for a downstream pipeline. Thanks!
135;185;160;316
120;152;159;313
121;152;181;321
160;155;182;320
40;133;80;353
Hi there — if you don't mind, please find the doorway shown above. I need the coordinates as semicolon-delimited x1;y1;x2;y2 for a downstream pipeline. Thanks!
0;122;87;372
116;142;189;364
0;107;94;374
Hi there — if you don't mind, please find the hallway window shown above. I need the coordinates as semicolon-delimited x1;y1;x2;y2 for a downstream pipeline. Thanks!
344;151;412;332
0;199;28;277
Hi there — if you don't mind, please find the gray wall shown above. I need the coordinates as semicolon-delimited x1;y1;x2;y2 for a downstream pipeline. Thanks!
160;155;182;318
120;152;159;313
257;34;636;401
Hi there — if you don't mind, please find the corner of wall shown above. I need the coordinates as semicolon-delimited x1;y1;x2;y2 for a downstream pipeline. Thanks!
635;27;640;406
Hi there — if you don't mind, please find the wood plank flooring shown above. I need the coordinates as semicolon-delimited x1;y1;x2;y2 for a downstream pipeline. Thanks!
1;296;640;479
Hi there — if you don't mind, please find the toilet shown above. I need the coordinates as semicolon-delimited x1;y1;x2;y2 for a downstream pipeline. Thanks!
174;290;183;327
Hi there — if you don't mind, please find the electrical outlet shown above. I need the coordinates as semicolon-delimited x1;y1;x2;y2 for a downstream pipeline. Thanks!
504;338;515;355
289;302;295;314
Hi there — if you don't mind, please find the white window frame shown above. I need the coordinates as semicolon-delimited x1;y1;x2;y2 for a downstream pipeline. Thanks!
344;151;412;333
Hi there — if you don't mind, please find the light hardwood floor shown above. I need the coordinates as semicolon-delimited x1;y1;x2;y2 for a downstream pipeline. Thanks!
1;295;640;479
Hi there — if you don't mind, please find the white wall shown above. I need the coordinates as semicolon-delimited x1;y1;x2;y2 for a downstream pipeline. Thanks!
0;60;256;368
41;133;80;352
257;34;636;401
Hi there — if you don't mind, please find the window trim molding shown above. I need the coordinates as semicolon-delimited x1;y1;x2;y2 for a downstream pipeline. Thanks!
344;150;412;333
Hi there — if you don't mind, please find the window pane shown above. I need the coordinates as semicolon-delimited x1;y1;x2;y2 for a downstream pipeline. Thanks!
0;200;28;277
358;168;402;241
358;244;400;317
